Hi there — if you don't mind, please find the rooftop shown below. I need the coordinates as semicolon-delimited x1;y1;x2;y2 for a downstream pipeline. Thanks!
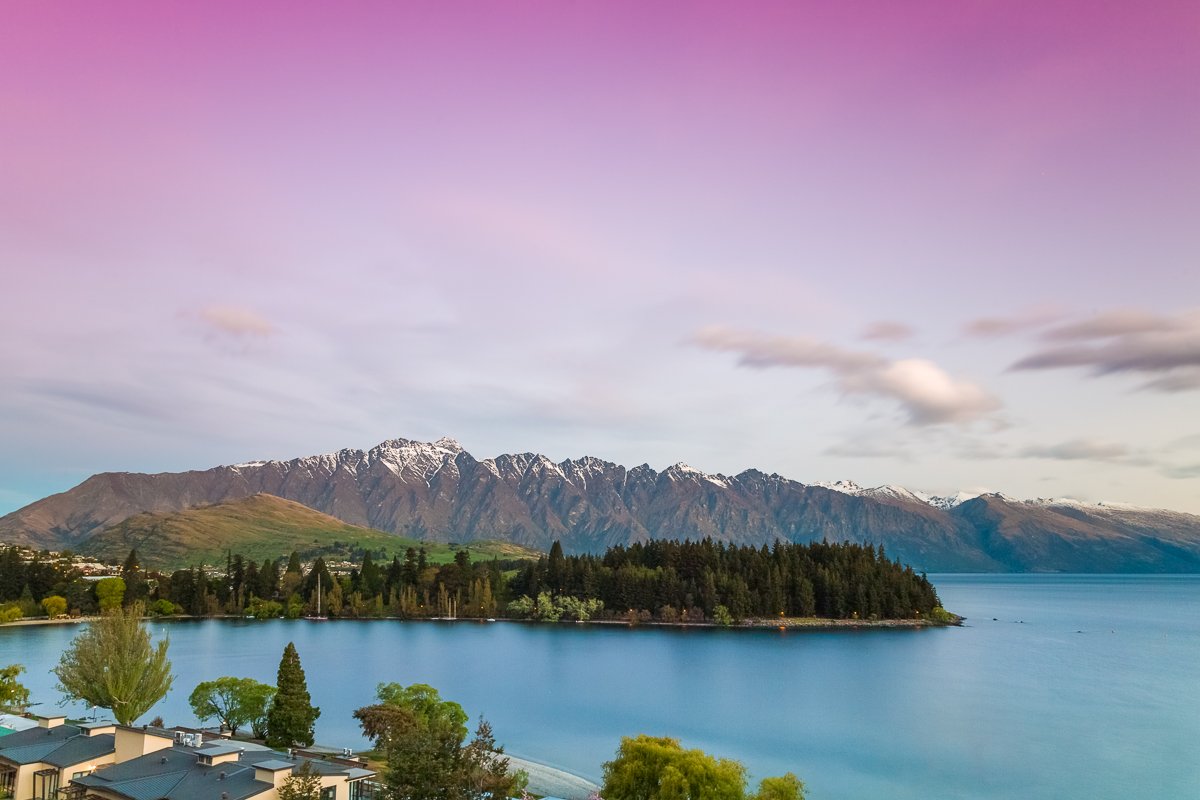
73;743;374;800
0;724;115;767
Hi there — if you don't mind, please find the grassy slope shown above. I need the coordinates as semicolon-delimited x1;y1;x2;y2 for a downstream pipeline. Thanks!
77;493;542;570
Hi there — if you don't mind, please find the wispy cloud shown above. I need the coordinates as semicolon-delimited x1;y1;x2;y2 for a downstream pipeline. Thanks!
1011;309;1200;391
1020;438;1132;462
1163;464;1200;480
963;308;1062;338
1040;309;1185;341
860;321;915;342
692;326;999;426
198;305;276;338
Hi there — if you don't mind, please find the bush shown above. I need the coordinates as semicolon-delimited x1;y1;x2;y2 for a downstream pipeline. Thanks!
149;599;178;616
928;606;956;624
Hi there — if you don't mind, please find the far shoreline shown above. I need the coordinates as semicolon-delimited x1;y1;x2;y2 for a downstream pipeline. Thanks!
2;613;963;630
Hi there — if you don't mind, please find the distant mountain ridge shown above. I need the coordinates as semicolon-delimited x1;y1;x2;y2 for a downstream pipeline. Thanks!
2;437;1199;573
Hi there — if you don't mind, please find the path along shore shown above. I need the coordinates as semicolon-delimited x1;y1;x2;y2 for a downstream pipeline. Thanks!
506;754;600;800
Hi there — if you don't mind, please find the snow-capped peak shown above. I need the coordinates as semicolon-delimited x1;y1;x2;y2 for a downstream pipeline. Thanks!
925;491;981;510
814;479;983;510
1029;497;1152;512
814;479;866;495
862;484;929;503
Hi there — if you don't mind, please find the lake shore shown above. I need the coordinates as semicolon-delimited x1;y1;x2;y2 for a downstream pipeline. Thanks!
2;613;962;629
506;754;600;800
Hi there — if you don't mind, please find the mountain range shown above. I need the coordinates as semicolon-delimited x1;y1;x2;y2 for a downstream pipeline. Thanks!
2;437;1199;572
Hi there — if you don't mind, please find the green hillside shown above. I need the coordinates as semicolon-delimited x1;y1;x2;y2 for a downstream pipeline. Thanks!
77;493;542;570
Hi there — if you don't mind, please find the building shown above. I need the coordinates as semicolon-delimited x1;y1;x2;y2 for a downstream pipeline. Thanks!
65;728;375;800
0;720;375;800
0;716;117;800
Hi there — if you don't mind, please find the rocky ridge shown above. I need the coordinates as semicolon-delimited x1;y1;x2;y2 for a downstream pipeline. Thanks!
2;437;1199;572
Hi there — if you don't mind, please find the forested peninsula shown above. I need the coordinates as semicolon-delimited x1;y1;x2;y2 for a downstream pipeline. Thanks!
0;539;955;626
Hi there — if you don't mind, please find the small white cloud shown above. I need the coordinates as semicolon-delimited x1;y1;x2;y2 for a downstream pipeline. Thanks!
840;359;1000;426
692;326;999;427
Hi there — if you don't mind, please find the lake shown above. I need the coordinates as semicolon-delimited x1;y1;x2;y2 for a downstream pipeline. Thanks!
2;575;1198;800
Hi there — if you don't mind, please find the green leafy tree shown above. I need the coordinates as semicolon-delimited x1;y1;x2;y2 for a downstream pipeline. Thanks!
266;642;320;747
602;736;747;800
278;761;323;800
41;595;68;618
356;682;517;800
52;601;173;725
0;664;30;711
753;774;806;800
95;577;126;612
189;677;277;736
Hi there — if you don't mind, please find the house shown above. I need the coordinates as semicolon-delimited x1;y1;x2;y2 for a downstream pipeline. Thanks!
0;716;117;800
65;727;375;800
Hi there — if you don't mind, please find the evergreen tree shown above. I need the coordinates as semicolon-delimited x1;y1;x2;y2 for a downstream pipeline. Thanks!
121;549;148;606
266;642;320;748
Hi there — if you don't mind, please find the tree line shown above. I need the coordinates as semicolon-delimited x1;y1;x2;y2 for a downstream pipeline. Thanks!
1;538;947;624
509;538;944;622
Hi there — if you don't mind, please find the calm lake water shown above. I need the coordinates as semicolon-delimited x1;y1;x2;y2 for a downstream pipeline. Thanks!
2;575;1198;800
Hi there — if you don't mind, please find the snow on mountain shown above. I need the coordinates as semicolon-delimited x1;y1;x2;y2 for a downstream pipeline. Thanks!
815;479;979;509
814;480;866;495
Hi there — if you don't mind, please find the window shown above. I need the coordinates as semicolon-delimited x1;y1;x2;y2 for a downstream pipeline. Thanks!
320;786;336;800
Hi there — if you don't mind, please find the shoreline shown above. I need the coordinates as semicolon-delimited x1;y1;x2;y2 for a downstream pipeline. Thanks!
1;613;962;630
505;754;600;800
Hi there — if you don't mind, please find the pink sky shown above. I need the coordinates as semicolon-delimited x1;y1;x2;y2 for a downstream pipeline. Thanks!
2;1;1198;512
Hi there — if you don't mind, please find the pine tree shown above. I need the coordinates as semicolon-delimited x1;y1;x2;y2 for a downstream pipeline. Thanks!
265;642;320;748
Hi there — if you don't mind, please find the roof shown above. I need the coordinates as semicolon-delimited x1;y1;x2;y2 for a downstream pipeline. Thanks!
0;715;38;733
196;743;244;757
78;721;118;732
73;744;375;800
0;725;115;767
45;734;116;768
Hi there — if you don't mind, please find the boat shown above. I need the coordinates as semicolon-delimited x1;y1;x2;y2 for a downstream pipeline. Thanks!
306;571;328;620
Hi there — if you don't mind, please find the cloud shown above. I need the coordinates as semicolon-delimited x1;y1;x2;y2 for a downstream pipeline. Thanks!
1163;464;1200;480
1040;310;1184;341
840;359;1001;426
963;308;1062;338
1011;309;1200;390
1140;369;1200;393
691;326;884;371
692;326;999;426
198;305;276;338
860;321;915;342
1020;439;1131;461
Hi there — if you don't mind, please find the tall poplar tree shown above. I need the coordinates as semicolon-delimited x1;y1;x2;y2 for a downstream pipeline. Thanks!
266;642;320;748
53;602;173;725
